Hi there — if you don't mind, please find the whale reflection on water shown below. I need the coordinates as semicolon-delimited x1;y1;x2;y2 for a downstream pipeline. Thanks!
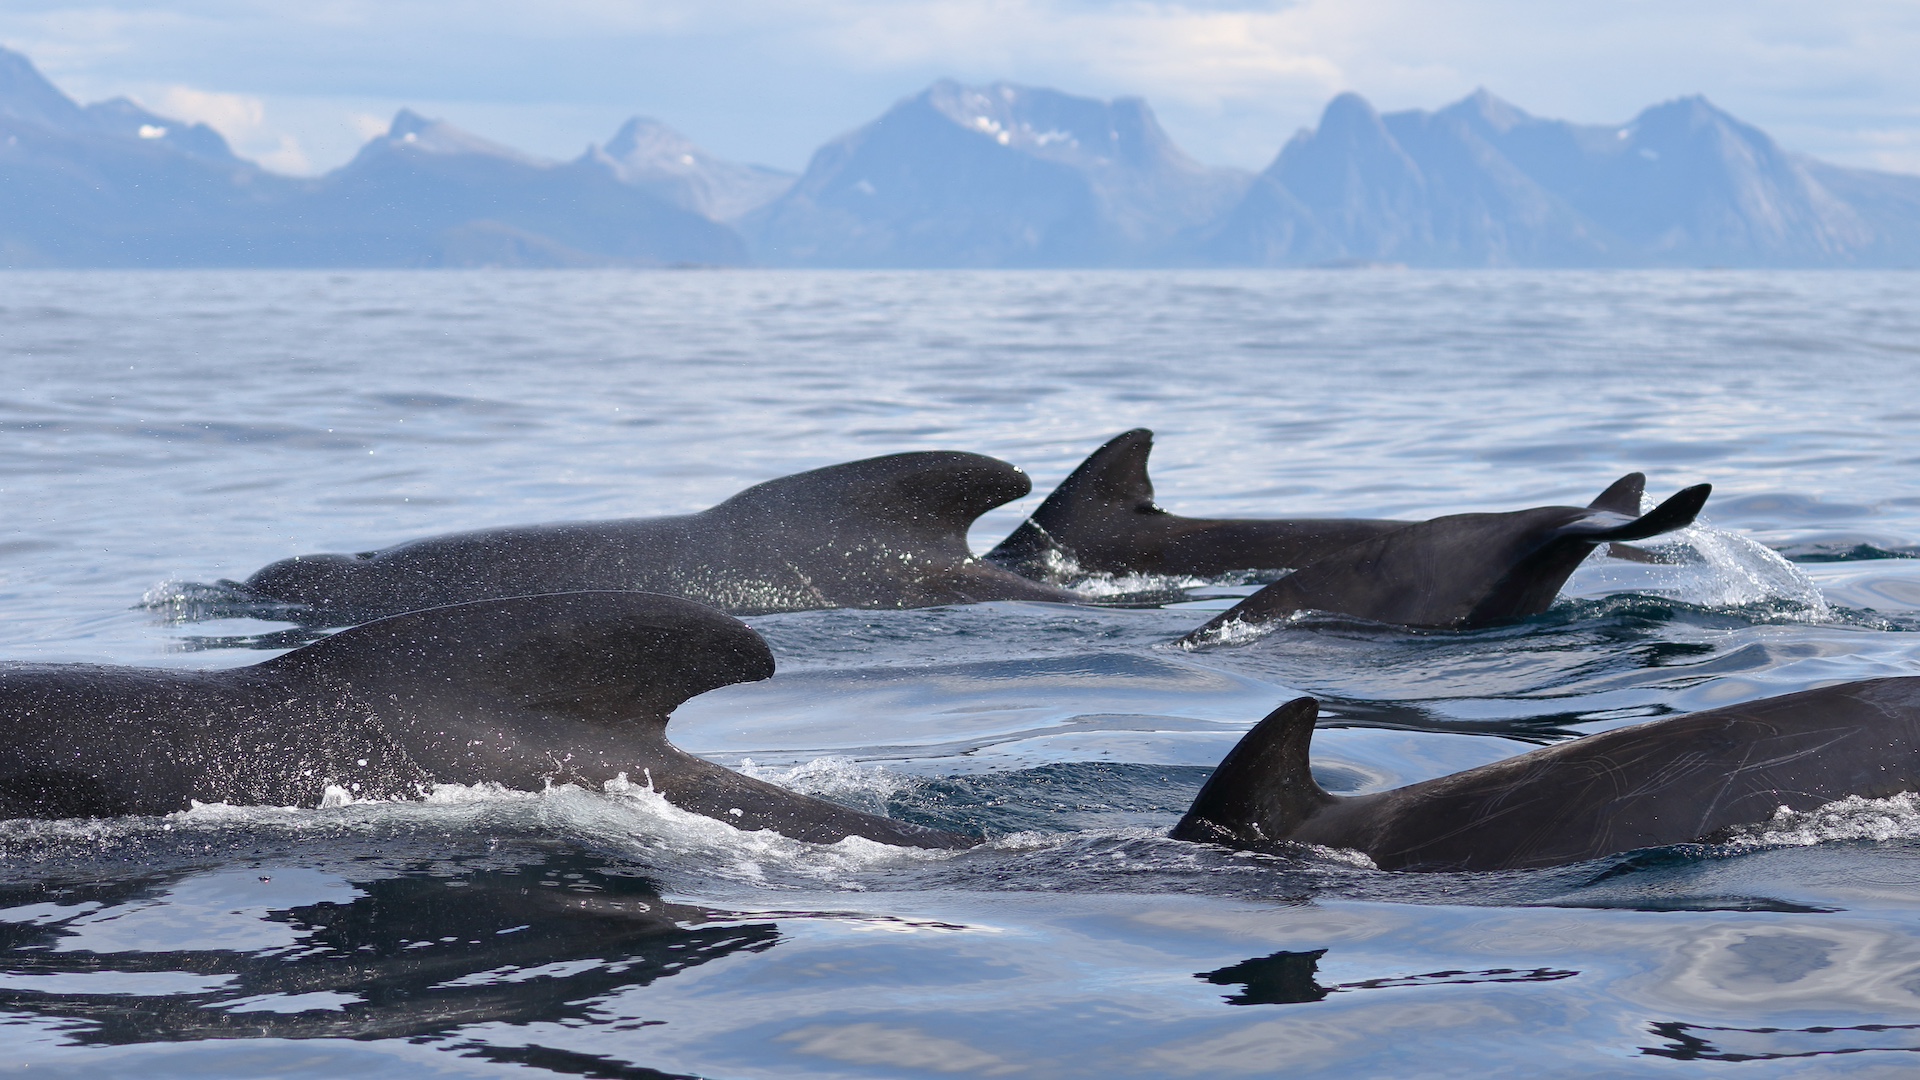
0;847;777;1055
1197;948;1577;1006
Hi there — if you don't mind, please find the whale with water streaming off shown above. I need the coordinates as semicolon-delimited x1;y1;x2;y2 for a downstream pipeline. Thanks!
238;451;1075;622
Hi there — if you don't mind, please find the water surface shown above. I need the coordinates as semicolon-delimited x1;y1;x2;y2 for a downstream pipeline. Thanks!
4;269;1920;1077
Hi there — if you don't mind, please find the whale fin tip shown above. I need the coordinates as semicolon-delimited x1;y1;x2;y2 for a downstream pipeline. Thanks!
1581;482;1710;544
1587;472;1646;515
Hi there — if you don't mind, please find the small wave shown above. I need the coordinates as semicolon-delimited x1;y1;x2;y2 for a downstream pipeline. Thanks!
1175;610;1296;650
738;756;911;817
1025;547;1269;604
0;777;963;892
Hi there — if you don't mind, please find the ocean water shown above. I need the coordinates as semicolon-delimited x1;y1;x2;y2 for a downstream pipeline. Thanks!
3;269;1920;1077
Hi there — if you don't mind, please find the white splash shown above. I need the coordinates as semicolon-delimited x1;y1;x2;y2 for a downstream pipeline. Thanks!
1730;792;1920;850
1573;520;1830;619
1667;523;1830;614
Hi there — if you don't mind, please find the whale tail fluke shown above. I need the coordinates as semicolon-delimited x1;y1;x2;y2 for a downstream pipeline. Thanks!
985;428;1159;575
1569;483;1710;544
1587;473;1646;515
1172;697;1334;847
262;591;775;724
1464;482;1712;624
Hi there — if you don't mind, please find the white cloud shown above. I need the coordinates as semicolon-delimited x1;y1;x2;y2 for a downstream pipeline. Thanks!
349;112;389;141
135;83;311;173
152;84;263;133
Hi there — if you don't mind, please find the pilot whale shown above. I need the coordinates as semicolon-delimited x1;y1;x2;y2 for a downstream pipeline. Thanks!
986;429;1411;581
1172;684;1920;871
0;591;968;848
1179;478;1709;644
240;452;1075;622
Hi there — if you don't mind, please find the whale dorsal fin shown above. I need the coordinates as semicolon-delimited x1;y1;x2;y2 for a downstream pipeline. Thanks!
1064;428;1159;509
1587;473;1645;515
985;429;1159;571
719;451;1031;543
262;592;774;723
1171;698;1334;847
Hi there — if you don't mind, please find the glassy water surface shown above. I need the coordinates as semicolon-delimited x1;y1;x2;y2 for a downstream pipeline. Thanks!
3;269;1920;1076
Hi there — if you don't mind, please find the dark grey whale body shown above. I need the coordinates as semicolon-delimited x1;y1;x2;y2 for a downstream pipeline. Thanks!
242;452;1074;623
1174;682;1920;871
987;429;1410;581
1180;477;1709;644
0;591;967;848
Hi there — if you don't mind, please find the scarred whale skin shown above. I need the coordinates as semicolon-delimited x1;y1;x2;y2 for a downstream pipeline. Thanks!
0;591;968;849
986;429;1410;580
1172;684;1920;871
1180;477;1709;643
242;452;1076;622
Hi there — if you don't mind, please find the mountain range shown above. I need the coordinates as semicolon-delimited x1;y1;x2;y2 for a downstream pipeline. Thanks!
3;45;1917;268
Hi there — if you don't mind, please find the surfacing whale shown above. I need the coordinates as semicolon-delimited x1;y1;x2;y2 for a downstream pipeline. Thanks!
240;452;1074;622
1172;684;1920;871
0;591;967;848
1180;477;1709;644
986;429;1410;581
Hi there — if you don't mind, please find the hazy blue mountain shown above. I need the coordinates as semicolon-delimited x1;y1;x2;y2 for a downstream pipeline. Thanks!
282;109;748;267
79;97;243;164
0;47;748;267
582;117;793;221
744;80;1248;267
6;37;1919;269
1203;89;1916;267
0;47;94;132
0;48;292;266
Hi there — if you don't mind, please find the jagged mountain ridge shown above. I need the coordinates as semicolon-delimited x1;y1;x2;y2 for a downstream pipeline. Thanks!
2;41;1918;268
743;80;1250;267
583;117;794;222
1203;89;1912;267
0;48;749;267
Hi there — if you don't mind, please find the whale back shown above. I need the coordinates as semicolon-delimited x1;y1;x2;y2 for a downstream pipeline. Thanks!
241;451;1066;620
715;450;1031;552
1338;678;1920;870
986;429;1408;579
1182;480;1710;640
261;591;774;728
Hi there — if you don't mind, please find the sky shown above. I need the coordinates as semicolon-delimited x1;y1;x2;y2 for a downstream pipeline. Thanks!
2;1;1917;178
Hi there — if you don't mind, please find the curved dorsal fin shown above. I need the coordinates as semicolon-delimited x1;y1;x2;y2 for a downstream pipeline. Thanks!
1042;428;1157;513
718;451;1031;540
1587;473;1645;515
985;429;1158;570
262;592;774;723
1171;698;1334;846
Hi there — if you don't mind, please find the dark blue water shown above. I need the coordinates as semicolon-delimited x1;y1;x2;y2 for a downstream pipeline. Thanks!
4;269;1920;1076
